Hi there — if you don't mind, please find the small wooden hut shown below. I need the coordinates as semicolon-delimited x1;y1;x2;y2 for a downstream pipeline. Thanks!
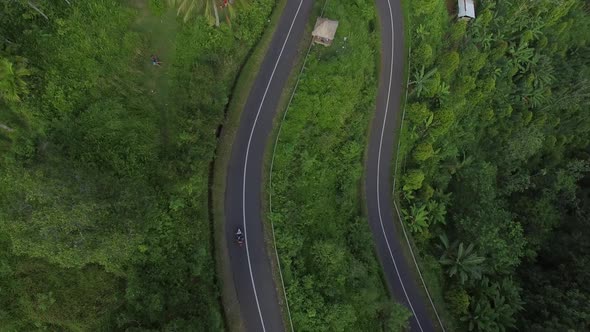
312;18;339;46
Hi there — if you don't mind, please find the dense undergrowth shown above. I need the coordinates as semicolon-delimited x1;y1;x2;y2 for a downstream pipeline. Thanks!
399;0;590;330
0;0;273;330
270;1;410;331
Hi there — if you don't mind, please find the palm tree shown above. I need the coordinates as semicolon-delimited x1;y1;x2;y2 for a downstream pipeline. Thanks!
472;28;494;51
168;0;245;26
508;41;534;73
415;24;430;41
541;79;590;112
438;234;485;284
426;200;446;226
434;81;450;105
522;85;549;108
0;57;31;139
12;0;49;20
461;277;523;331
409;66;437;97
529;53;555;88
460;297;496;332
0;57;31;103
167;0;220;25
446;151;474;175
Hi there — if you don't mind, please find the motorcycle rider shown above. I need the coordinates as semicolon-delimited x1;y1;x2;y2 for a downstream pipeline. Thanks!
235;227;244;244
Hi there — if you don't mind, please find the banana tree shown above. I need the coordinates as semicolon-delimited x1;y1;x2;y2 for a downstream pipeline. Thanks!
409;65;437;97
438;234;486;284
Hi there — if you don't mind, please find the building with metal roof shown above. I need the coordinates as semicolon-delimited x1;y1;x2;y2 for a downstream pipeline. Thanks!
458;0;476;20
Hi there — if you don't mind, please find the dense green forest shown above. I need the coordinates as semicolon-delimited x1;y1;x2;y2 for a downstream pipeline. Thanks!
270;1;410;330
399;0;590;330
0;0;273;330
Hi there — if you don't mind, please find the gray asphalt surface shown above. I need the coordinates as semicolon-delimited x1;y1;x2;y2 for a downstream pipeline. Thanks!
224;1;313;331
365;0;437;331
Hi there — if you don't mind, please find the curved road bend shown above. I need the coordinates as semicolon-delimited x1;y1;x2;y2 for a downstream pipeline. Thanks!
365;0;436;331
224;1;313;331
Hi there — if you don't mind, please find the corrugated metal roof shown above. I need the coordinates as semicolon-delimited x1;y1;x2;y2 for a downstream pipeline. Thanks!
458;0;475;19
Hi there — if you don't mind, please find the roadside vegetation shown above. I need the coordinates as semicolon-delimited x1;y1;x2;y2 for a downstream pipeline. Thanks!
399;0;590;330
0;0;273;330
270;1;410;330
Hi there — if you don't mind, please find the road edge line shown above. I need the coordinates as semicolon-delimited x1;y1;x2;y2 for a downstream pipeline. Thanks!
266;2;330;331
211;0;289;330
391;42;447;331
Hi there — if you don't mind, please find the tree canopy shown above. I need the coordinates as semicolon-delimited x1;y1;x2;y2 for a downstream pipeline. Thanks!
400;0;590;330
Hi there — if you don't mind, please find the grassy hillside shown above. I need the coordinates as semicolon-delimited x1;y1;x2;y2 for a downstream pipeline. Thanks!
0;0;273;329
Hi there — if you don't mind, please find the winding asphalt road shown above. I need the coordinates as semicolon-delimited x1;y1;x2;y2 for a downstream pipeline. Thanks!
225;0;436;330
224;1;313;331
365;0;438;331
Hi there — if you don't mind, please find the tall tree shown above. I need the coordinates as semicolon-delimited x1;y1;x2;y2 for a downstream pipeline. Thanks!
0;57;30;103
438;234;486;284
